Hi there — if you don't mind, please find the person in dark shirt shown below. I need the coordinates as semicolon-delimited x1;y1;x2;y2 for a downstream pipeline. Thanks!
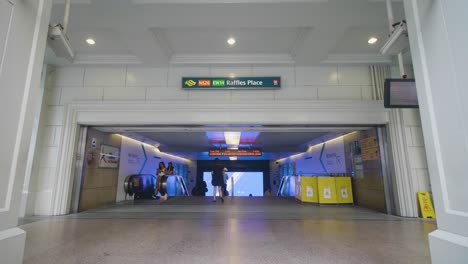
211;158;227;203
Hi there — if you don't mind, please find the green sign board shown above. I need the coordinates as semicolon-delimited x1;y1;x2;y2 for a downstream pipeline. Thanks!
182;77;281;89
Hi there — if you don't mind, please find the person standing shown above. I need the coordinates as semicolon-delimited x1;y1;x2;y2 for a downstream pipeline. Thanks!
153;161;166;199
211;158;227;203
166;162;176;175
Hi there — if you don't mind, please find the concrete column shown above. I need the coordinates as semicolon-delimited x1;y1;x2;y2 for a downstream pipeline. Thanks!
404;0;468;262
0;0;52;263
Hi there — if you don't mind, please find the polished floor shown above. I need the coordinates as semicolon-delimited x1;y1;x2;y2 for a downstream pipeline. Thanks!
20;197;436;264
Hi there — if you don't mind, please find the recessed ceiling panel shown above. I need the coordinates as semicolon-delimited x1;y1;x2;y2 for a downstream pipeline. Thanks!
68;29;131;55
152;27;309;54
332;27;388;54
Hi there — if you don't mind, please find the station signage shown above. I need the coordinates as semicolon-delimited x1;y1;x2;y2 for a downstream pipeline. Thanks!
182;77;281;89
209;149;263;156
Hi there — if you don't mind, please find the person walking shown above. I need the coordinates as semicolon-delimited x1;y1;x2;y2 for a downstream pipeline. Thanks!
211;158;227;203
153;161;166;199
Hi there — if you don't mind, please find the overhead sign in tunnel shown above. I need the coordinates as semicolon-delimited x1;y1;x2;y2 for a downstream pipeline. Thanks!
209;149;262;156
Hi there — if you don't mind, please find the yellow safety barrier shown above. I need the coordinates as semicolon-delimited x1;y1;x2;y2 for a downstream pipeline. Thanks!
335;177;354;204
417;191;436;219
295;176;318;203
317;177;338;204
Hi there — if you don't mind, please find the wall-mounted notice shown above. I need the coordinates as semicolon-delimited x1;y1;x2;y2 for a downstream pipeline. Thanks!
360;136;378;149
182;77;281;89
360;136;379;161
362;147;379;161
99;145;120;168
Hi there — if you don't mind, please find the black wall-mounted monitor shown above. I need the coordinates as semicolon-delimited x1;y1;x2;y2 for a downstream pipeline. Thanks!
384;78;419;108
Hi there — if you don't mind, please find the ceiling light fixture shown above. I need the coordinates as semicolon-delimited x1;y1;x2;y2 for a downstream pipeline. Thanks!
227;38;236;46
116;134;190;162
224;132;241;145
368;37;378;45
86;38;96;45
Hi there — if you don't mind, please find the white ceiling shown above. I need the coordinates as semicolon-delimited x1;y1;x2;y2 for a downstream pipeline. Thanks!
47;0;406;66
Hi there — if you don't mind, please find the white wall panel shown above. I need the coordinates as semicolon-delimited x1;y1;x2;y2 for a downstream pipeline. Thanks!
390;66;400;79
318;86;362;100
146;86;189;101
231;90;275;101
168;66;210;86
210;66;252;78
126;67;168;86
361;85;373;100
27;169;39;193
188;90;231;101
416;168;431;191
34;191;52;215
295;66;338;86
53;67;85;86
274;86;317;100
53;127;62;147
25;192;36;216
44;106;64;126
45;88;62;106
404;127;414;147
39;147;59;168
41;126;56;147
338;66;371;86
37;168;52;191
84;67;126;86
60;86;104;104
402;109;422;126
408;147;428;169
103;87;146;101
411;126;425;147
252;66;295;85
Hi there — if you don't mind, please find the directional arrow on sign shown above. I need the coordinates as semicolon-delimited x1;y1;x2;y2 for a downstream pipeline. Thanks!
139;144;147;174
319;143;327;173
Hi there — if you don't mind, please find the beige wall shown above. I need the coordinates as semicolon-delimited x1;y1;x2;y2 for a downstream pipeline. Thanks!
345;129;386;213
79;129;121;212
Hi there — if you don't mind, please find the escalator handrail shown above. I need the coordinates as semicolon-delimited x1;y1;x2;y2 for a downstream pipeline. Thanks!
177;176;189;196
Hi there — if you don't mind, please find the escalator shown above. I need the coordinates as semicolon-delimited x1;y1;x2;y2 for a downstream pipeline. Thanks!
277;175;296;197
124;174;189;200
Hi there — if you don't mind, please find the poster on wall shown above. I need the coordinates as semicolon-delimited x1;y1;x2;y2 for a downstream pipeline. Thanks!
360;136;379;161
99;145;120;168
362;147;379;161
